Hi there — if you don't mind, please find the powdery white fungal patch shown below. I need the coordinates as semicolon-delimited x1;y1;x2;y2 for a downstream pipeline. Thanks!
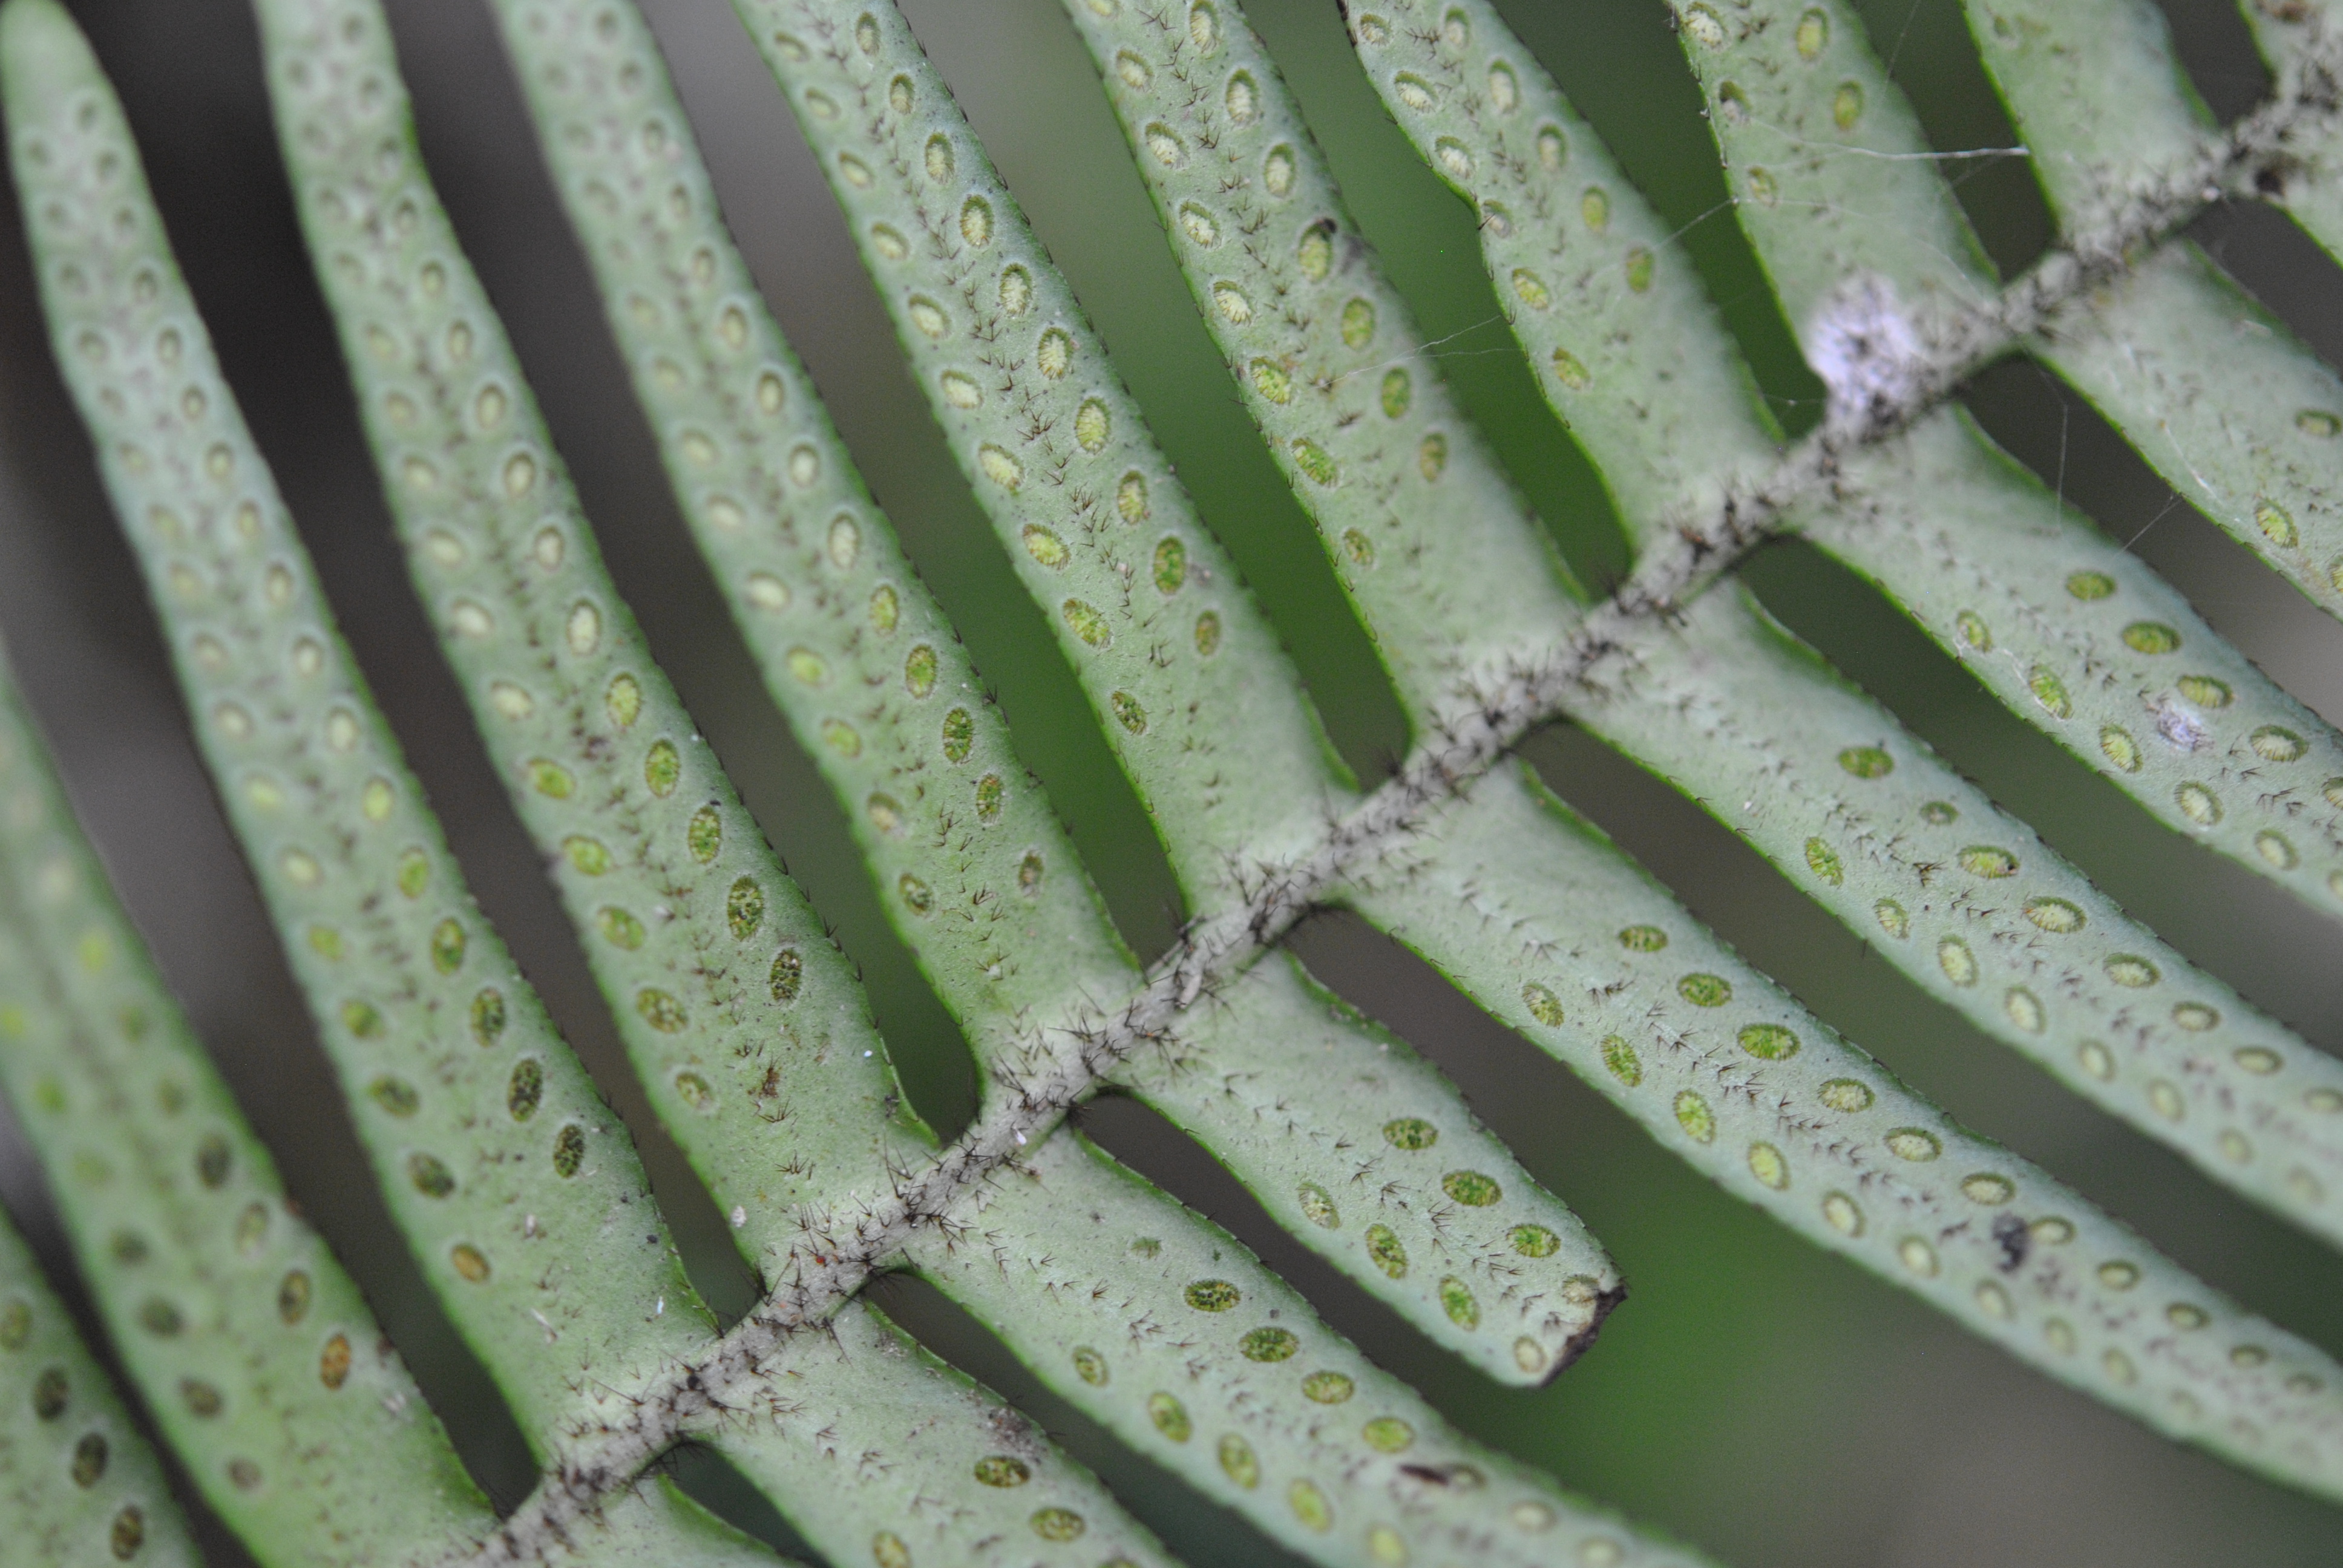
1806;275;1928;435
2155;697;2212;753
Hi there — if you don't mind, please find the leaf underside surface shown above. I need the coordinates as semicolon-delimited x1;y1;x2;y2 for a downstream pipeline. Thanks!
0;0;2339;1564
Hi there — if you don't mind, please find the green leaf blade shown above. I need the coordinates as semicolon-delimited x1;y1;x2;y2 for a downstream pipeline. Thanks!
562;1479;810;1568
0;648;494;1563
5;0;713;1441
1674;0;1997;365
1351;0;1782;545
0;1206;200;1568
706;1301;1175;1568
2033;243;2343;625
1576;585;2343;1250
246;0;920;1269
1960;2;2343;622
481;0;1137;1056
490;0;1621;1400
1346;760;2343;1502
9;0;2342;1546
1129;952;1621;1386
913;1130;1706;1568
1958;0;2212;234
1807;410;2343;916
736;0;1354;903
1060;0;1587;722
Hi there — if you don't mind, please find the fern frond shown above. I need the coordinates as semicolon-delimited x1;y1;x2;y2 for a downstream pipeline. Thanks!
8;0;2343;1555
1090;0;2343;1455
1343;0;2343;1482
237;4;1637;1557
1364;1;2343;911
488;0;1620;1385
10;7;1188;1563
1683;0;2343;661
0;1206;197;1568
1660;0;2343;691
0;563;779;1567
232;5;1198;1557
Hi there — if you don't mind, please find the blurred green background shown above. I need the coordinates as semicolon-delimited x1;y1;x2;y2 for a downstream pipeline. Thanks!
3;0;2343;1563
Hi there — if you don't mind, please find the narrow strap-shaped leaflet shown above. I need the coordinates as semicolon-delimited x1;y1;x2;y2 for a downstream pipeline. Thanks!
0;1205;199;1568
2240;0;2343;267
25;8;1179;1559
0;647;490;1563
1131;953;1619;1383
0;661;782;1568
1390;0;2343;914
5;0;715;1439
487;0;1618;1384
1058;0;1585;724
1959;0;2343;627
247;0;923;1272
551;1486;806;1568
1959;0;2211;231
2039;243;2343;626
1671;0;1998;382
737;0;1354;899
1096;1;2342;1215
1345;760;2343;1502
1572;586;2343;1248
1349;0;1783;546
1345;0;1789;534
1806;410;2343;912
698;1300;1175;1568
911;1129;1708;1568
480;0;1133;1056
1343;0;2343;1472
